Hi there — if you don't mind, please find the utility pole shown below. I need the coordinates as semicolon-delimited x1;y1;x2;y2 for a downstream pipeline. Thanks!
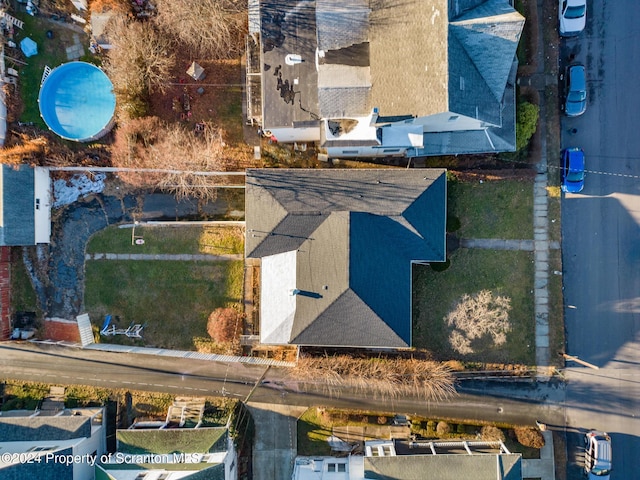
562;353;599;370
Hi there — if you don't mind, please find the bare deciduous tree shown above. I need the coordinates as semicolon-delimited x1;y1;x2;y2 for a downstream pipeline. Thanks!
446;290;512;355
154;0;247;58
104;14;175;118
111;117;236;200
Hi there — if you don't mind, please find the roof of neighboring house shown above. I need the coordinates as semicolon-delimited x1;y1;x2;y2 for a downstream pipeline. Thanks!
2;447;74;480
116;428;228;455
364;454;522;480
98;463;225;479
0;164;35;246
0;416;92;442
246;169;446;348
260;0;523;123
261;0;320;129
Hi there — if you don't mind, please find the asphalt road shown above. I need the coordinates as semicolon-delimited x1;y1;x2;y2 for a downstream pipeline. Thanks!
560;0;640;478
0;343;566;427
0;343;266;400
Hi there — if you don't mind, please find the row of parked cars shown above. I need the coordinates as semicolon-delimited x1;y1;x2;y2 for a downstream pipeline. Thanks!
558;9;613;479
559;0;587;193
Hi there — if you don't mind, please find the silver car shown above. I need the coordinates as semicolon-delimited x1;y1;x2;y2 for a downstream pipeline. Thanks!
584;431;612;480
563;64;587;117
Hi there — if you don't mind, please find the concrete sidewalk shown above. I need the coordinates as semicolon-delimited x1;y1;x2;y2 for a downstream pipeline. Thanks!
522;431;556;479
460;239;560;251
85;252;242;261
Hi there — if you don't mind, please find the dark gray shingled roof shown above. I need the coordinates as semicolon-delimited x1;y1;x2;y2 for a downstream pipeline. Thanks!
0;165;35;246
246;169;446;348
316;0;369;52
415;57;517;156
0;416;91;441
364;453;522;480
260;0;320;129
450;0;525;104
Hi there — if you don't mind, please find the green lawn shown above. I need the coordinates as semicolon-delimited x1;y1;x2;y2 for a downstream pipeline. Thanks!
84;260;243;350
413;249;535;365
15;14;98;125
297;408;333;456
10;251;38;313
87;225;245;255
448;178;533;239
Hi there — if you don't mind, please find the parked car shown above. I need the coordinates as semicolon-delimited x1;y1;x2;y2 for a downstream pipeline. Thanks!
559;0;586;36
584;431;612;479
561;147;585;193
563;64;587;116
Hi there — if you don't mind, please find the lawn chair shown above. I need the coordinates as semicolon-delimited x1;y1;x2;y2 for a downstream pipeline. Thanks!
125;324;144;338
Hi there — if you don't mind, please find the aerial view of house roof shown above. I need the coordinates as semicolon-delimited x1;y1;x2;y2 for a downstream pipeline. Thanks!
0;408;105;480
246;168;447;348
0;165;51;246
253;0;524;155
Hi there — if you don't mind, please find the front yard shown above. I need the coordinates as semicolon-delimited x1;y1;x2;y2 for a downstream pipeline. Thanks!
448;177;533;239
297;407;543;459
413;249;535;364
413;176;536;365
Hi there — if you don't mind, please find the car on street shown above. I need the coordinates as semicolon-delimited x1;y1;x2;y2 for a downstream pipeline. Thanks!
563;64;587;116
561;147;585;193
559;0;587;36
584;431;612;479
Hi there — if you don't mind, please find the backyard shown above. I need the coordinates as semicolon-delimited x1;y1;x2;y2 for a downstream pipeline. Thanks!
11;14;97;126
84;225;244;351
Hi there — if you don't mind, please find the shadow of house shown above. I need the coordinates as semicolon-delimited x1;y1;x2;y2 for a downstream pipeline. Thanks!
245;168;447;348
247;0;524;158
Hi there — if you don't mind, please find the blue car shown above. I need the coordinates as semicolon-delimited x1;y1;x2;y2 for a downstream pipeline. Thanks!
561;147;585;193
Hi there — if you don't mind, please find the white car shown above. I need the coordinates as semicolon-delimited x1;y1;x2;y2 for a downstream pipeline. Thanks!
584;431;612;480
559;0;586;37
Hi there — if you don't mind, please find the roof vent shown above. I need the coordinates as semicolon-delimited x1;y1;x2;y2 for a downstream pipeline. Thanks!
286;54;303;65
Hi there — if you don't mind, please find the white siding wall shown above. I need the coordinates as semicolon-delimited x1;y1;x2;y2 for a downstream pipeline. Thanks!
265;127;320;143
411;112;486;131
33;166;51;244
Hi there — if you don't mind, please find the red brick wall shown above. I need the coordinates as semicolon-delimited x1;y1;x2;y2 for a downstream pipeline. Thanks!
44;318;81;343
0;247;11;341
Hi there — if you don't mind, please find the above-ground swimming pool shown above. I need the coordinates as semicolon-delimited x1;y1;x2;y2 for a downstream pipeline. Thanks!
38;62;116;142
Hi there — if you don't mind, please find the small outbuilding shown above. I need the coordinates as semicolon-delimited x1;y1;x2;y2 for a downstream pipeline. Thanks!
187;61;206;81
